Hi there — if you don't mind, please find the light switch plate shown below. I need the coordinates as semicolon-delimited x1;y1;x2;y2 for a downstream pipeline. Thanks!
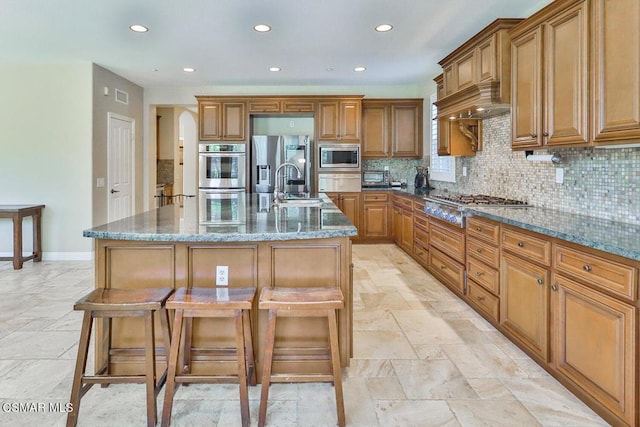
97;178;105;188
555;168;564;184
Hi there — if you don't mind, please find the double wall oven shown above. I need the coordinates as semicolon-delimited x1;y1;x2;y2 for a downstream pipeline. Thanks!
199;143;246;224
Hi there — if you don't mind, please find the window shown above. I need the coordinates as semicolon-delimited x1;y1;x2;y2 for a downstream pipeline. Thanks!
429;93;456;182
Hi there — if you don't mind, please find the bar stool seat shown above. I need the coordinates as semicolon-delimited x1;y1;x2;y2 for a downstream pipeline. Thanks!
67;287;173;427
161;287;257;427
258;287;345;427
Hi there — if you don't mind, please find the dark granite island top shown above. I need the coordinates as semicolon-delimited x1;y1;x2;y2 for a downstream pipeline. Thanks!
466;206;640;261
83;193;357;242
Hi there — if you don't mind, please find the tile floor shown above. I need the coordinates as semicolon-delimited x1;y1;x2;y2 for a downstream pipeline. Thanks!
0;244;609;426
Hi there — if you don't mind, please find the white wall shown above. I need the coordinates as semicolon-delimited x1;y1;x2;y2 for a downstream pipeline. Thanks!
0;63;93;258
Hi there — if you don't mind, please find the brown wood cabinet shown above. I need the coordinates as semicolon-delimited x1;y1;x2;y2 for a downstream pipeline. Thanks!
247;97;317;114
318;99;362;141
427;218;466;296
591;0;640;145
361;192;391;241
197;98;247;141
391;193;414;252
327;192;361;239
412;200;429;268
551;273;637;426
362;99;423;158
510;0;589;149
437;117;482;156
500;250;551;362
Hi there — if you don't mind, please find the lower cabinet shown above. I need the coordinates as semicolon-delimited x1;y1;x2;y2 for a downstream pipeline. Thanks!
500;251;551;362
327;192;361;239
391;193;414;252
552;273;637;426
361;192;391;240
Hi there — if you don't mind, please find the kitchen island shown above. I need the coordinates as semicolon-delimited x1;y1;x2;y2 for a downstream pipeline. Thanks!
83;193;357;379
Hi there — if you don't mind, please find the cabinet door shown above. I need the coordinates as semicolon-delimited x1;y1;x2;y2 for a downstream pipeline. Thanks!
400;209;413;252
592;0;640;145
339;193;360;236
248;100;281;113
391;103;422;157
511;27;543;148
199;101;222;140
437;117;452;155
500;252;550;361
544;1;589;146
443;64;456;97
340;101;361;140
552;273;636;425
477;35;497;83
318;102;339;140
362;103;389;157
454;50;476;91
392;205;402;244
282;100;315;113
222;102;246;141
363;203;389;238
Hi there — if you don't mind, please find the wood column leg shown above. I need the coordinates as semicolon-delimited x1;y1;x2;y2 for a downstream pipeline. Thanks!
235;310;250;427
33;210;42;262
12;214;22;270
161;309;184;427
328;309;345;427
242;309;257;386
144;311;157;427
258;309;277;427
157;308;172;390
181;317;193;376
100;317;111;388
66;311;93;427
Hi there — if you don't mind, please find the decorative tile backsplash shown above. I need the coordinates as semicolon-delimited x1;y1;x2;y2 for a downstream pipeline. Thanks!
157;159;174;185
363;158;423;185
430;113;640;225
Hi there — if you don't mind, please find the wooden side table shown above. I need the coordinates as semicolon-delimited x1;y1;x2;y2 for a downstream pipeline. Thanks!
0;205;45;269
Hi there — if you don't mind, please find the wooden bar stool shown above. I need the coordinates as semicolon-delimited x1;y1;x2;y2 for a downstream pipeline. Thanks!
161;287;257;427
258;287;345;427
67;287;173;427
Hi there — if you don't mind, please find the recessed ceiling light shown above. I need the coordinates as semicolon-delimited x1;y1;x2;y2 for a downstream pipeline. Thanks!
269;67;281;72
375;24;393;32
326;67;334;72
183;67;195;73
254;24;271;32
129;24;148;33
354;66;366;72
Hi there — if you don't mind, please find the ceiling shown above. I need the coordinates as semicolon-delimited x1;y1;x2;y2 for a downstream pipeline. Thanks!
1;0;553;89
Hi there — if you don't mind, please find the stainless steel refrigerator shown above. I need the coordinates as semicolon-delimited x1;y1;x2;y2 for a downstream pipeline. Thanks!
251;135;312;194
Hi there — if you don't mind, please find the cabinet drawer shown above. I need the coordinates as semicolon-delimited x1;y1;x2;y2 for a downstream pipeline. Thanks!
554;244;637;301
429;248;465;294
413;199;426;214
467;216;500;245
413;213;428;232
282;100;315;112
430;221;465;263
467;238;500;269
467;280;499;323
414;227;429;248
248;100;281;113
362;192;389;203
502;228;551;266
467;257;499;295
413;242;429;267
393;195;413;210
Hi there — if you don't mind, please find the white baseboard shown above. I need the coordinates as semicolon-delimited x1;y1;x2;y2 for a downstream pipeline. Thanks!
0;252;94;261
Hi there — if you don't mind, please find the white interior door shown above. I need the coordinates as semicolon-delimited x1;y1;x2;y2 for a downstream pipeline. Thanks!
108;113;135;222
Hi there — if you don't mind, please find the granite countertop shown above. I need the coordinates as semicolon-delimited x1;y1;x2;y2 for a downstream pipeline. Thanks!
466;206;640;261
83;193;357;242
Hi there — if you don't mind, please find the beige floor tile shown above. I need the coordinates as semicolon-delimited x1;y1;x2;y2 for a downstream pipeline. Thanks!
353;310;401;331
375;399;460;427
392;359;478;399
447;399;542;426
352;330;417;359
366;377;406;400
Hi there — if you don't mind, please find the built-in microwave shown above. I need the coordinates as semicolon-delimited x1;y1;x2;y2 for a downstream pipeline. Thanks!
318;143;360;171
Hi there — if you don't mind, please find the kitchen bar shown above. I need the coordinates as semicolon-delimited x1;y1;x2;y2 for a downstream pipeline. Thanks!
83;194;357;379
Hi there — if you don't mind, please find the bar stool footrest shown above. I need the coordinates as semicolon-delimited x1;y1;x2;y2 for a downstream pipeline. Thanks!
269;373;335;383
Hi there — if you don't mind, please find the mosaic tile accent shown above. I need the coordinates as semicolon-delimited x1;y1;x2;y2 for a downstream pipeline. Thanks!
157;159;174;185
363;158;424;185
430;113;640;225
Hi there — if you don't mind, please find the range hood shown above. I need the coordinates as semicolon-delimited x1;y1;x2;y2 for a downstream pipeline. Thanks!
434;81;511;120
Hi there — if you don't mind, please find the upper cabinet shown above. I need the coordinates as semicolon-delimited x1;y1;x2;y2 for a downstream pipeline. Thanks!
197;97;247;142
317;98;363;141
247;97;316;113
362;99;423;158
510;0;589;149
591;0;640;145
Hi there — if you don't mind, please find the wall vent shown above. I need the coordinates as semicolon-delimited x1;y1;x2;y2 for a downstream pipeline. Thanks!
115;89;129;105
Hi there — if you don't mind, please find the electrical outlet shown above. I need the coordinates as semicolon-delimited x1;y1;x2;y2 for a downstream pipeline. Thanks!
462;166;467;177
383;165;389;171
555;167;564;184
96;178;105;188
289;120;295;128
216;266;228;286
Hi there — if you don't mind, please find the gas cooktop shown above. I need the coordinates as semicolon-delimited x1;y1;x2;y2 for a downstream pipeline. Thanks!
423;193;528;227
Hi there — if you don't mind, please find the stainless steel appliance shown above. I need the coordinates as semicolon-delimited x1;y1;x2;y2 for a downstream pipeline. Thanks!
318;143;360;171
198;189;246;224
362;170;390;188
199;143;246;189
423;193;528;227
318;173;362;192
251;135;312;194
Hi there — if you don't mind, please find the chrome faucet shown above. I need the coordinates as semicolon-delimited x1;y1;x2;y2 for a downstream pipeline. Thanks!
273;162;302;203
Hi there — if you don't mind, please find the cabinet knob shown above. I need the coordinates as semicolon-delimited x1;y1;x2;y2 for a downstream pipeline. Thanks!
517;241;524;247
441;237;446;241
476;248;482;253
439;265;447;270
537;278;544;285
476;271;483;276
477;296;485;302
531;133;537;138
543;131;549;137
551;284;558;291
476;226;482;232
583;264;592;272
